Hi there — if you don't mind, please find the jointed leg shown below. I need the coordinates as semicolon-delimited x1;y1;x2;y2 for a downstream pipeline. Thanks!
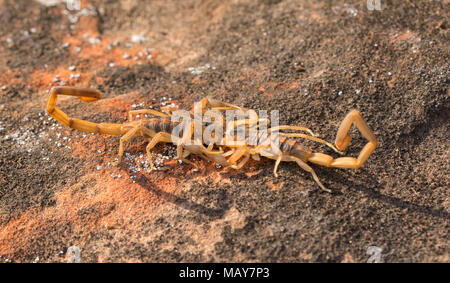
176;144;197;167
285;156;330;193
269;125;317;137
182;144;230;167
222;149;235;157
278;133;343;154
273;155;282;178
196;97;247;113
225;146;251;169
199;144;224;155
128;109;169;121
227;147;248;165
146;132;172;171
270;153;330;192
199;152;230;167
194;97;259;127
230;152;250;169
113;126;142;165
161;105;177;116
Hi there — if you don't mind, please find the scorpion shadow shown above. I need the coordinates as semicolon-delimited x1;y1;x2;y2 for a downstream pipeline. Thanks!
320;168;450;221
134;164;449;221
135;173;231;219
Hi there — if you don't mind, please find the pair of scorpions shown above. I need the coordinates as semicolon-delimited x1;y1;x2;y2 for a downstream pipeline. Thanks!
47;86;378;192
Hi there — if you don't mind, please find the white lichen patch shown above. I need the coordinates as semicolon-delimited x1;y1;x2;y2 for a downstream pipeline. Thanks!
131;33;147;44
119;145;178;175
2;111;79;154
187;64;215;75
3;126;43;153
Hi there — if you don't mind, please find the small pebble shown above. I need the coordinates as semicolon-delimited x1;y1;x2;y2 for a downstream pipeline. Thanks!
131;34;146;44
69;73;80;80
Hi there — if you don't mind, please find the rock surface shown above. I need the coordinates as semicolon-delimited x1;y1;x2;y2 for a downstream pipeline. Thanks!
0;0;448;262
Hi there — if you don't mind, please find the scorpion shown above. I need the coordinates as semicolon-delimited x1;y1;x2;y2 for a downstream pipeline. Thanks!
47;86;378;192
47;86;233;170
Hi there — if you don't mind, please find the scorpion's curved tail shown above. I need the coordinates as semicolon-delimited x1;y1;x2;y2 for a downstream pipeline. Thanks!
47;86;123;135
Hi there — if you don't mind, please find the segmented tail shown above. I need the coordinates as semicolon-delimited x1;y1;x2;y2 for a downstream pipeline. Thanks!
47;86;123;135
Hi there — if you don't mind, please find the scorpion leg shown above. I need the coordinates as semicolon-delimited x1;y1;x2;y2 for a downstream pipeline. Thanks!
270;153;330;192
230;152;250;170
113;126;142;166
277;133;343;154
193;97;257;125
222;148;235;157
128;109;169;121
198;97;245;112
198;144;225;155
195;98;262;137
285;155;330;193
227;146;248;166
269;125;317;137
273;155;282;178
161;105;177;116
176;144;197;167
145;132;172;171
182;144;229;167
308;110;377;168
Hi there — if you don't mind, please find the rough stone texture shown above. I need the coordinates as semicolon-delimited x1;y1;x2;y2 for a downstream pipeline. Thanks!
0;0;448;262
